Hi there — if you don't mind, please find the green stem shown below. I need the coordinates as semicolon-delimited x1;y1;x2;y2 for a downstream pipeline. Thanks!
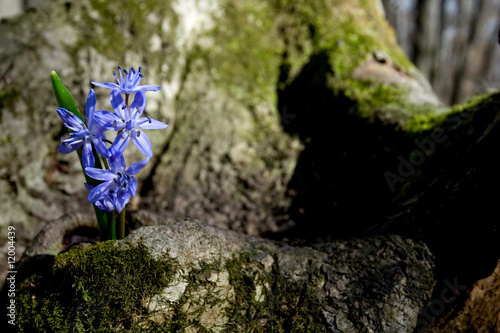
108;211;116;240
102;156;110;170
117;209;126;240
95;208;116;241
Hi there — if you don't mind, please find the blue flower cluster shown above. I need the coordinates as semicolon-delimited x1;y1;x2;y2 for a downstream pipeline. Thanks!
57;67;167;212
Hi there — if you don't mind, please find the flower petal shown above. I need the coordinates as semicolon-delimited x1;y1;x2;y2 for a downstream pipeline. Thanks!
125;68;135;87
95;196;116;212
130;67;142;87
91;81;120;91
110;131;130;156
131;85;162;93
117;67;124;86
57;143;74;155
58;135;83;154
108;150;126;172
81;140;95;169
131;130;153;157
127;177;138;196
92;137;111;158
85;89;97;127
130;92;146;120
114;192;130;213
127;156;150;175
57;108;86;131
88;180;117;203
110;90;127;120
84;183;94;191
93;111;120;130
84;168;114;181
136;117;168;130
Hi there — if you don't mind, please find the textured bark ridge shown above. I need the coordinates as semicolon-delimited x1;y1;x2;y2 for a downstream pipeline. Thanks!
9;214;434;332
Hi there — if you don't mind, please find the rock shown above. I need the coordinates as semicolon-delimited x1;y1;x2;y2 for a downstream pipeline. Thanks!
420;260;500;332
19;213;98;260
6;213;434;332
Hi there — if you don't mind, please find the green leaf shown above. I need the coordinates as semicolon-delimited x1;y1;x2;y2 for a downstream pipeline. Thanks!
51;71;85;123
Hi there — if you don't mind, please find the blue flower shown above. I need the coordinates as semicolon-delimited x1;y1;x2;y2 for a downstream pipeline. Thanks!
94;90;168;157
85;153;150;213
84;183;116;212
57;89;111;168
91;66;161;94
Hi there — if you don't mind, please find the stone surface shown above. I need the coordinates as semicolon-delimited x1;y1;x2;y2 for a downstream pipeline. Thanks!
8;213;435;332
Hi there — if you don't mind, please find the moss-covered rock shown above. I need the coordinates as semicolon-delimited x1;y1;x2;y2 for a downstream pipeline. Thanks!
6;215;434;332
17;242;176;332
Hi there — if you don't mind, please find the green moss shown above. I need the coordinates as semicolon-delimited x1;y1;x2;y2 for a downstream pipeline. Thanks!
342;79;406;116
224;252;327;332
403;111;447;132
172;0;431;135
449;92;492;114
203;1;283;103
16;241;177;332
267;0;435;133
274;0;413;83
85;0;172;54
404;92;496;133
